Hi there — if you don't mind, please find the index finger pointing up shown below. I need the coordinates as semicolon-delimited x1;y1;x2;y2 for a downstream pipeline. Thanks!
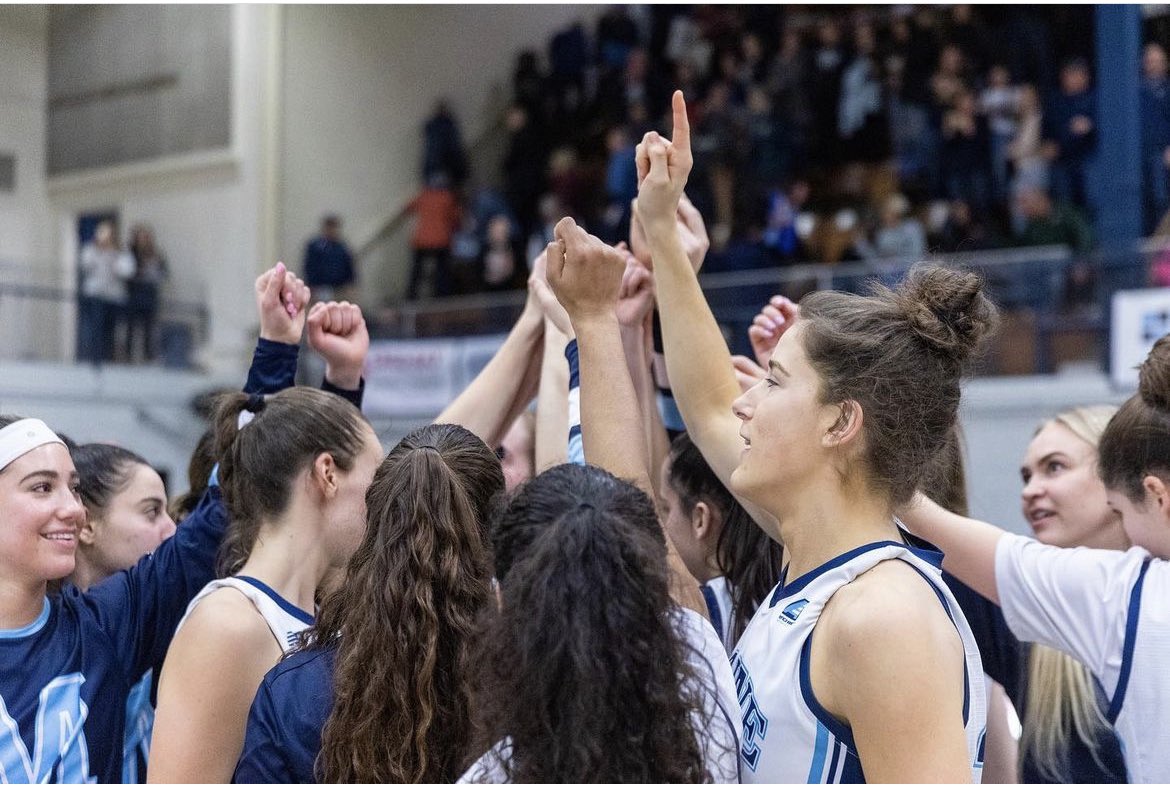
670;90;689;153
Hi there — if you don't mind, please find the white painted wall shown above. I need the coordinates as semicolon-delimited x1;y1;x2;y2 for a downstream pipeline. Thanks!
279;5;604;306
45;5;282;373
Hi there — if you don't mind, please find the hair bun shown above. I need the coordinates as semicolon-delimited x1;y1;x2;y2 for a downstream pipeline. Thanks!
1138;334;1170;411
891;265;997;366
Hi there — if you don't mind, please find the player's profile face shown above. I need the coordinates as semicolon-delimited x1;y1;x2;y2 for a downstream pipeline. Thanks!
730;324;834;510
1019;422;1120;550
85;464;175;575
0;444;84;583
324;426;384;567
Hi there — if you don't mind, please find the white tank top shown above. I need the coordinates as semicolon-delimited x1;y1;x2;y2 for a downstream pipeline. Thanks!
175;576;314;653
730;538;987;783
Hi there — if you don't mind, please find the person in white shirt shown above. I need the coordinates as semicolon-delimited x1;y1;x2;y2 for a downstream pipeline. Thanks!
78;220;135;364
901;334;1170;783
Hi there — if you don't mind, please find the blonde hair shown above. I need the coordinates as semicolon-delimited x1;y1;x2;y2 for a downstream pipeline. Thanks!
1021;404;1118;780
1036;405;1118;449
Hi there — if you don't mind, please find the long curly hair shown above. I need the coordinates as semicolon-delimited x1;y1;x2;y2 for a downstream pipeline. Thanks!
469;463;714;783
667;432;782;643
304;423;504;783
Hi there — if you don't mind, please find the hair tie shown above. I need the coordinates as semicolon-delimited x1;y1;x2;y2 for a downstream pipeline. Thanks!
237;394;266;430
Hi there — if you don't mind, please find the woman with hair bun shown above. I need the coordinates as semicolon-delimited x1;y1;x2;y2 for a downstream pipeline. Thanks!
233;423;503;783
901;335;1170;783
638;91;990;781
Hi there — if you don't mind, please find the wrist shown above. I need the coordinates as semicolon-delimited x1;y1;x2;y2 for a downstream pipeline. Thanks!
324;363;363;391
259;330;298;346
569;311;620;335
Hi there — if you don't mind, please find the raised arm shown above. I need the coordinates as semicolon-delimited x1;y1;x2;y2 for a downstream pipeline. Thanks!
308;299;369;409
530;252;574;471
636;91;776;532
546;217;706;616
433;283;544;447
900;494;1006;604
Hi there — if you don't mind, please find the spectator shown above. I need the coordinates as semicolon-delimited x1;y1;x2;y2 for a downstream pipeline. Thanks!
596;47;668;127
1044;58;1097;212
1142;43;1170;233
691;81;740;248
767;28;812;162
808;19;846;164
1009;84;1050;202
980;64;1021;204
854;193;927;264
406;174;462;300
596;6;641;73
946;5;991;75
78;220;134;365
125;225;168;364
932;199;1003;252
602;125;638;244
478;214;527;293
548;22;589;119
302;215;356;302
838;22;889;163
1015;185;1093;253
502;104;548;243
941;89;992;215
421;100;468;188
741;86;789;217
761;179;812;262
930;44;970;115
512;50;548;122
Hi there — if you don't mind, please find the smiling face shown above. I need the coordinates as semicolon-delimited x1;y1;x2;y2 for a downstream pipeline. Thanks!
0;444;85;585
80;463;175;578
1020;421;1126;550
730;323;841;512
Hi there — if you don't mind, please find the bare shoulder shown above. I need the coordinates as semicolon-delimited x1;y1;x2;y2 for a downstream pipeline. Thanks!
168;586;278;662
819;559;963;679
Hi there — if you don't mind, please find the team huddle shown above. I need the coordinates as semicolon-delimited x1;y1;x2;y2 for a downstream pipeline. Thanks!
3;91;1169;784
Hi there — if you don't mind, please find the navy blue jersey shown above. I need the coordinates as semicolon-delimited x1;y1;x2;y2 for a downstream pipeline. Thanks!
0;488;227;783
233;647;336;783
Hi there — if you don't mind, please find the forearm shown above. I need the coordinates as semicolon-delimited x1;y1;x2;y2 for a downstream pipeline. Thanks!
535;320;570;471
624;324;669;496
900;495;1005;603
243;338;299;395
435;310;543;446
648;228;741;435
576;316;707;617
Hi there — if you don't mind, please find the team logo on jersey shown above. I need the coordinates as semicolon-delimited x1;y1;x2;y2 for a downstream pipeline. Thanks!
780;598;809;624
730;652;769;772
0;673;96;783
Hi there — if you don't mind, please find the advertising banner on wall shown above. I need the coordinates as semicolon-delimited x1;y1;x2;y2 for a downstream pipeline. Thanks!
1111;287;1170;388
362;335;506;417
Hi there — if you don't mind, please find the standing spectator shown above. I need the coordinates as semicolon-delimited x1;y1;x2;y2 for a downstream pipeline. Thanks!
741;86;789;212
421;100;468;188
125;225;168;364
1142;43;1170;233
1044;58;1097;212
838;22;889;163
302;215;356;303
808;19;846;165
981;64;1021;204
502;104;548;244
512;50;548;122
1009;84;1050;202
691;81;740;249
768;27;811;163
941;89;992;215
602;125;638;244
406;174;461;300
78;220;134;364
946;5;991;75
548;22;589;122
596;6;641;73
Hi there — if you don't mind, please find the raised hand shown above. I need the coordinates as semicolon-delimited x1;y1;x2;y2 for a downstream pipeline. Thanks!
527;246;573;336
633;90;693;237
615;253;655;330
307;300;369;390
748;295;800;369
255;262;311;345
546;217;625;327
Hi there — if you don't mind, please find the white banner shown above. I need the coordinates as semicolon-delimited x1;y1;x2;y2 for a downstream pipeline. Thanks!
362;335;506;417
1111;287;1170;388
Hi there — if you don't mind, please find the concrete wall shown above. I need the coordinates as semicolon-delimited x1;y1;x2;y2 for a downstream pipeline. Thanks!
279;5;604;307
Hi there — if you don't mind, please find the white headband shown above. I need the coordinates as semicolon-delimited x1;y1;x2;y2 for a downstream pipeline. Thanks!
0;419;66;472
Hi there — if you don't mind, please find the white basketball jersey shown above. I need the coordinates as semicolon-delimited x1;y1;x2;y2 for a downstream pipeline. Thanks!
700;575;736;653
730;539;987;783
176;576;314;653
